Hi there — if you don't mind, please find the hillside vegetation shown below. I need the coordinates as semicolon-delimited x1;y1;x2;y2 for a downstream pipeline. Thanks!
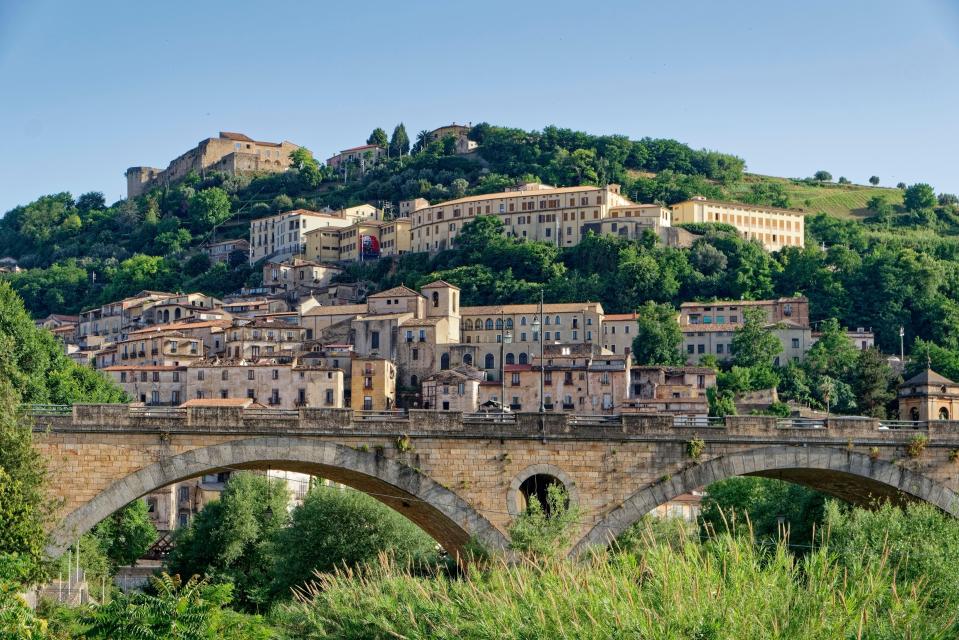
729;174;905;219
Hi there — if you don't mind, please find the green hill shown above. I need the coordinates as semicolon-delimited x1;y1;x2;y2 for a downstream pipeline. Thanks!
729;174;904;219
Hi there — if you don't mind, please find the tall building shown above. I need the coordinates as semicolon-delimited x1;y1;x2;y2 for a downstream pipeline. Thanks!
126;132;300;198
670;197;805;251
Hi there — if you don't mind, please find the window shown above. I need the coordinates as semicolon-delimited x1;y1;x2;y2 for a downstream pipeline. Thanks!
544;371;553;385
519;352;528;365
325;389;334;405
178;486;190;502
371;331;380;349
363;396;373;410
717;343;724;354
697;344;705;354
248;369;255;380
272;369;279;380
220;390;228;399
791;338;800;349
412;348;419;361
151;390;160;404
441;353;450;369
485;319;494;330
120;372;127;382
485;353;495;369
511;372;521;385
505;353;515;365
687;344;695;354
221;370;229;381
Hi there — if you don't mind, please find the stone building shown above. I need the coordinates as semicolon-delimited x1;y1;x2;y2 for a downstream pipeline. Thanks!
421;366;486;411
670;196;805;251
325;144;386;170
898;368;959;421
203;238;250;264
114;329;204;367
623;366;716;416
126;132;300;198
187;358;344;408
223;320;307;359
262;259;343;294
103;364;186;406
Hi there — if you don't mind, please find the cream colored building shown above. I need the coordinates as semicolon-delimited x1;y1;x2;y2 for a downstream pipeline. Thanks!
262;259;343;293
104;364;186;406
126;132;300;198
624;366;716;416
114;330;204;368
326;144;386;170
127;320;232;357
223;320;307;359
671;197;805;251
302;217;411;263
409;183;639;253
249;209;355;263
898;369;959;421
187;358;344;408
421;366;485;411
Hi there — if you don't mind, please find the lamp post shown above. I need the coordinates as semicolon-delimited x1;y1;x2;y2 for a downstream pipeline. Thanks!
531;290;545;413
500;312;512;412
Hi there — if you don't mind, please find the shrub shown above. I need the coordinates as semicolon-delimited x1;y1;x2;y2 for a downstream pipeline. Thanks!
906;434;928;458
686;438;705;460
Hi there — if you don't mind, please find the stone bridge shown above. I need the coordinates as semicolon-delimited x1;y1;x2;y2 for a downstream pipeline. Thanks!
31;406;959;559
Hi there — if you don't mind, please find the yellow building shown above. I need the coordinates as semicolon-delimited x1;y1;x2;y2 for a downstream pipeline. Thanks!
126;132;300;198
249;209;355;263
350;357;397;411
409;183;640;253
898;369;959;421
187;358;344;408
671;197;805;251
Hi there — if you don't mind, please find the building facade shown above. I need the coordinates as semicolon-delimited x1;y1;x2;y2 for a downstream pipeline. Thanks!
671;197;805;251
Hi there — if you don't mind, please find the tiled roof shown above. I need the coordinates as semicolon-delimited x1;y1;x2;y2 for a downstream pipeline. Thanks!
679;297;807;308
103;365;186;371
604;313;639;321
673;198;807;216
902;368;957;387
425;184;615;208
368;285;423;299
462;302;604;316
421;280;460;290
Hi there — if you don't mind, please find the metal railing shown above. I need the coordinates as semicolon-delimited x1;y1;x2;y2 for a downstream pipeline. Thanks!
28;404;72;416
129;406;187;419
776;418;826;429
673;416;725;428
569;414;622;426
879;420;927;430
463;412;517;424
354;409;408;422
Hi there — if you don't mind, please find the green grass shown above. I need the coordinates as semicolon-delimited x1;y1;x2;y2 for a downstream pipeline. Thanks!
732;174;905;219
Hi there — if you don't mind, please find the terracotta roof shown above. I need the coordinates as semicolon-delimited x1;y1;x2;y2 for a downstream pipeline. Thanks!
103;365;186;371
423;184;617;208
679;297;807;308
368;285;423;299
673;198;807;216
303;304;368;317
336;144;384;153
401;317;442;327
421;280;460;290
219;132;254;142
604;313;638;321
462;302;604;316
44;314;80;322
129;320;231;334
902;368;957;387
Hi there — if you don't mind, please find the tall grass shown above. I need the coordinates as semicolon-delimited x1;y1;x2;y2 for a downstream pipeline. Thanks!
272;523;957;639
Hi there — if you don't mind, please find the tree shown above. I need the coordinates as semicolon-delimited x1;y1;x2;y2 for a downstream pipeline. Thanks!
838;176;850;185
93;500;157;568
804;318;858;380
852;348;895;418
289;147;323;188
731;308;780;369
164;472;289;612
903;183;937;211
699;477;825;548
412;129;431;154
707;387;736;417
939;193;959;207
389;123;410;157
272;194;293;212
897;182;907;189
268;487;435;600
188;187;231;230
508;484;580;559
632;302;685;365
813;170;832;182
869;176;880;186
366;128;388;148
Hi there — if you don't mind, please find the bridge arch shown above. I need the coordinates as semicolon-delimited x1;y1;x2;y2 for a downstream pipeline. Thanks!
572;445;959;555
49;437;508;560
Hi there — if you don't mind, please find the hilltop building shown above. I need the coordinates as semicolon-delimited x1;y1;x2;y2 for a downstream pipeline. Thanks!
248;206;387;263
427;123;478;154
125;132;300;198
670;196;806;251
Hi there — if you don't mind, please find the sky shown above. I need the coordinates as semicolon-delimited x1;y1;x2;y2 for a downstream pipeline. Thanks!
1;0;957;213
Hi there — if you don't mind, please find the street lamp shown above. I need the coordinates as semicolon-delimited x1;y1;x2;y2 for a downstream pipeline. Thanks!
531;290;545;414
500;311;512;412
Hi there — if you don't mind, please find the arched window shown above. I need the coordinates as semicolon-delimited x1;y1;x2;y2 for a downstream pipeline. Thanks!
485;353;495;369
432;291;439;308
441;353;450;370
506;353;515;365
555;315;561;325
162;309;170;323
519;352;529;365
545;316;550;325
910;406;920;421
940;407;950;420
521;317;527;326
485;319;494;330
505;318;514;329
463;353;473;366
174;308;182;320
464;319;473;331
496;318;503;330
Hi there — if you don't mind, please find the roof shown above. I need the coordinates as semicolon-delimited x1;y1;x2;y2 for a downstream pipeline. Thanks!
368;285;423;299
303;304;368;317
219;132;254;142
632;365;716;374
401;317;442;327
335;144;384;154
673;198;807;217
129;320;231;334
103;365;186;371
902;368;957;387
422;184;616;209
204;238;249;248
43;314;80;322
179;398;265;408
421;280;460;290
679;297;807;309
462;302;604;316
604;313;638;321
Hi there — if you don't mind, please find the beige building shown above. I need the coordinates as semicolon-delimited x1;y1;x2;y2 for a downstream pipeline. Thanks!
126;131;300;198
326;144;386;170
104;364;186;406
898;369;959;421
351;357;397;411
409;183;641;253
223;320;307;359
114;329;205;368
624;366;716;416
421;366;486;411
249;209;354;263
127;320;232;357
428;123;478;154
671;197;805;251
187;358;344;408
203;238;250;264
601;312;638;356
262;259;343;293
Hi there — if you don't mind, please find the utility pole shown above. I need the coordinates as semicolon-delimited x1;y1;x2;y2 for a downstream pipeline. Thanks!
899;326;905;365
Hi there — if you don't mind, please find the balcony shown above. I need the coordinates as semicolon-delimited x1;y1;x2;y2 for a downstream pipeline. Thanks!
509;403;522;411
268;397;282;406
563;402;576;410
544;403;554;410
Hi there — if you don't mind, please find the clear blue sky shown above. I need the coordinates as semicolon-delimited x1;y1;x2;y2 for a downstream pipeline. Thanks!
1;0;957;213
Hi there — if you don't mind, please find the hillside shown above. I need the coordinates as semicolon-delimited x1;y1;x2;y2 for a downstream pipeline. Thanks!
729;174;905;219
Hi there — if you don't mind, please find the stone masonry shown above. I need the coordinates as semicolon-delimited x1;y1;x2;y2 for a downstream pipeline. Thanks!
33;407;959;560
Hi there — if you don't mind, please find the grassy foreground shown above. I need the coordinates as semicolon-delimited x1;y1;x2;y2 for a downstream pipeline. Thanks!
272;528;956;639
